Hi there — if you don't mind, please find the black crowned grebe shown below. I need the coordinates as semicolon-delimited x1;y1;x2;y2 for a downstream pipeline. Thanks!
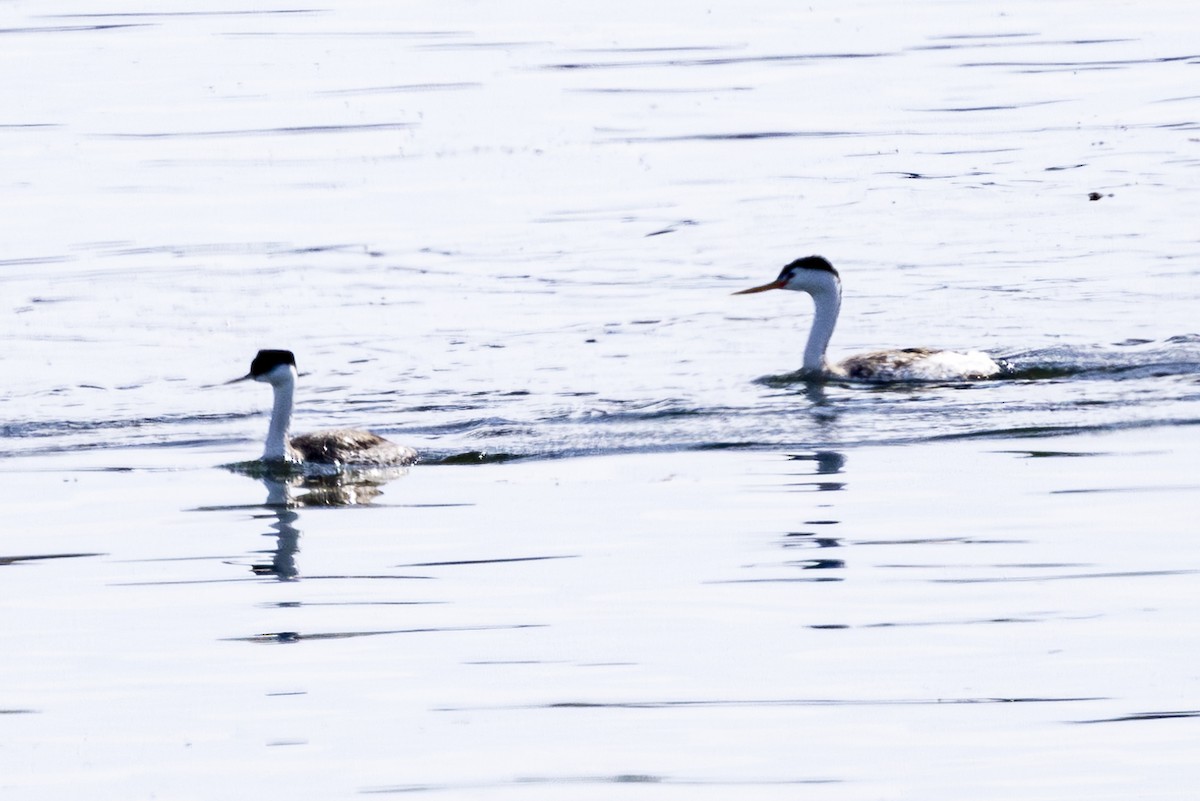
230;349;418;467
734;256;1001;381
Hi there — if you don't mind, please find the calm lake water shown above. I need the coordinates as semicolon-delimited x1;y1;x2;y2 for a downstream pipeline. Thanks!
2;1;1199;798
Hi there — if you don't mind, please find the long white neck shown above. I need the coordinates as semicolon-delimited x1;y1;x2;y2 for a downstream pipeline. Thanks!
263;372;296;461
803;281;842;373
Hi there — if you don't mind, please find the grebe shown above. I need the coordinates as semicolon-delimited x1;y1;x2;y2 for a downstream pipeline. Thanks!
230;349;418;467
734;256;1000;381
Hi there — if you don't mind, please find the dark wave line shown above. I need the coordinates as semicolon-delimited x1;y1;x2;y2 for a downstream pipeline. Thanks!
437;695;1101;712
99;122;413;139
544;51;890;71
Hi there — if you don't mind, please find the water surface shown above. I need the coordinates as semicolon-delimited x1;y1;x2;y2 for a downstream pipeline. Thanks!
2;1;1199;798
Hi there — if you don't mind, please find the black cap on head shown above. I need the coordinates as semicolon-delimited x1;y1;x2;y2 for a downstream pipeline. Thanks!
780;255;838;280
250;349;297;378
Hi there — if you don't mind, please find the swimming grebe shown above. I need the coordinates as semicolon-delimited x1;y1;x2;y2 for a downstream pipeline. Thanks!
230;349;418;467
734;256;1000;381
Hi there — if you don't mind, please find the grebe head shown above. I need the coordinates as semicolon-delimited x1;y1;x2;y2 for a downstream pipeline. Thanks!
733;255;840;296
223;349;298;388
248;349;298;386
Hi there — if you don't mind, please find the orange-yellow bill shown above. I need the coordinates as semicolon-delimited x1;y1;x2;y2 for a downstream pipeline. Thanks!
732;279;786;295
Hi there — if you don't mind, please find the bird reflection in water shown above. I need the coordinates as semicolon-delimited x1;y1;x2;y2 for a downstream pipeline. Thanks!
242;465;409;581
254;477;300;580
782;450;846;569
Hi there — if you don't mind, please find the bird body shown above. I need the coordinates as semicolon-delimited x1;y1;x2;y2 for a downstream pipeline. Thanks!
839;347;999;382
233;349;417;468
735;256;1000;381
288;428;411;466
